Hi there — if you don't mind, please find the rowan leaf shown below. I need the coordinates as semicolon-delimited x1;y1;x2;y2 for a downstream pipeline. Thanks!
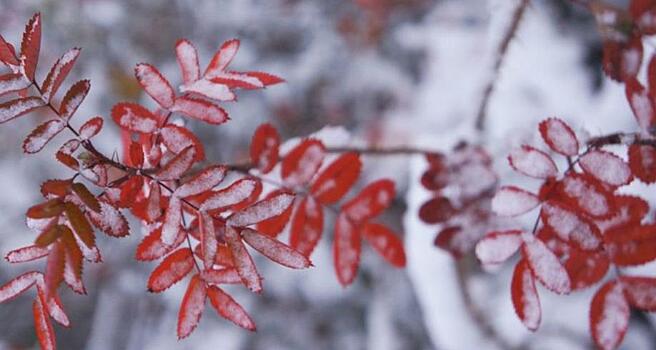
342;179;395;222
628;144;656;184
511;260;541;331
160;125;205;162
20;13;41;81
0;97;46;124
171;96;229;124
63;202;95;249
176;39;200;85
522;236;571;294
177;275;207;339
41;48;81;102
147;248;195;293
207;285;256;331
508;145;558;179
201;268;241;285
605;224;656;266
241;228;311;269
0;73;31;96
87;200;129;237
225;226;262;293
253;189;294;237
556;173;614;218
135;63;175;108
78;116;103;139
155;145;197;180
310;152;362;204
619;276;656;311
361;223;406;267
250;123;280;174
540;201;602;251
205;39;240;77
0;271;41;303
538;118;579;156
22;119;65;154
626;77;656;133
334;212;360;287
26;198;64;219
228;192;295;227
5;245;49;263
161;195;183;246
579;150;632;187
475;230;523;265
33;292;57;350
289;196;324;257
201;178;262;212
590;281;629;350
111;102;159;133
59;80;90;119
491;186;540;217
72;182;100;212
0;35;19;66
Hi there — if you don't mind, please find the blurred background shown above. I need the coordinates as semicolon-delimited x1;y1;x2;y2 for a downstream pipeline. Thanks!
0;0;654;349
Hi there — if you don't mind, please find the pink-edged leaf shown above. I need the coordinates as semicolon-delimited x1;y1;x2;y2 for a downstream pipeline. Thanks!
171;96;229;124
0;271;41;303
176;165;226;198
557;173;613;218
310;152;362;204
111;102;159;133
78;116;103;140
250;123;280;174
20;13;41;81
41;48;81;102
619;276;656;311
228;192;295;227
59;80;90;119
177;275;207;339
0;35;19;66
244;71;284;86
176;39;200;85
199;211;218;269
241;228;311;269
342;179;395;222
590;281;630;350
491;186;540;217
208;73;263;90
42;289;70;327
281;139;326;187
289;196;324;257
361;223;406;267
626;78;656;133
205;39;240;77
579;150;632;186
0;97;46;124
155;145;196;180
147;248;195;293
5;245;49;263
201;178;261;212
538;118;579;156
522;236;571;294
161;196;183;246
225;226;262;293
207;285;256;331
475;230;523;265
511;260;541;331
0;73;31;96
22;119;65;154
508;145;558;179
201;268;242;285
334;212;361;286
180;79;235;102
135;63;175;109
540;201;602;250
33;291;56;350
159;124;205;162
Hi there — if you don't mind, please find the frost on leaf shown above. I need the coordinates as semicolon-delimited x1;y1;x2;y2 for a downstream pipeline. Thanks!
508;145;557;179
199;211;218;269
201;268;241;285
522;236;571;294
310;152;362;204
155;145;196;180
20;13;41;81
491;186;539;217
111;102;159;133
176;39;200;85
250;123;280;174
180;79;235;102
41;48;80;102
342;179;395;222
33;292;56;350
78;117;103;140
136;226;185;262
87;200;129;238
334;213;360;287
228;192;295;227
255;189;294;237
628;144;656;183
0;97;46;124
540;201;602;251
147;248;195;293
511;260;541;331
604;224;656;266
171;96;229;125
201;178;261;212
176;165;226;198
241;228;311;269
161;195;183;246
0;271;40;303
225;226;262;293
626;78;656;134
23;119;65;154
59;80;90;120
135;63;175;109
281;139;326;187
557;174;613;218
207;285;256;330
160;125;205;162
177;275;207;339
5;245;49;263
205;39;240;78
0;73;31;96
361;223;406;267
289;196;324;257
619;276;656;311
475;230;523;265
590;281;629;350
538;118;579;156
579;150;632;186
0;35;19;66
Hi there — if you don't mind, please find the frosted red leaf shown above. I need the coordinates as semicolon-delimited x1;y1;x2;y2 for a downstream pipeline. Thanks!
511;260;541;331
201;178;261;212
310;152;362;204
87;200;129;238
111;102;159;133
250;123;280;174
0;271;41;303
177;275;207;339
228;192;295;227
135;63;175;109
255;189;294;237
201;268;242;285
491;186;540;217
147;248;195;293
128;141;144;167
72;182;100;212
604;224;656;266
199;211;218;269
628;144;656;183
590;281;629;350
557;174;613;218
61;230;85;295
20;13;41;80
136;226;185;261
281;139;326;187
579;150;632;186
26;198;64;219
540;201;602;251
225;226;262;293
209;73;264;90
63;202;95;249
508;145;558;179
619;276;656;311
289;196;324;257
23;119;65;154
176;165;226;198
241;228;311;269
0;35;19;66
361;223;406;267
161;195;183;246
243;72;284;86
59;80;90;120
78;116;103;140
180;78;235;102
0;97;46;124
207;285;256;331
117;175;144;208
334;212;361;287
205;39;240;77
171;96;229;124
475;230;523;265
155;145;196;180
41;48;80;102
176;39;200;85
342;179;395;222
626;78;656;133
595;195;648;233
5;245;49;263
538;118;579;156
160;124;205;162
33;292;56;350
0;73;31;96
522;236;571;294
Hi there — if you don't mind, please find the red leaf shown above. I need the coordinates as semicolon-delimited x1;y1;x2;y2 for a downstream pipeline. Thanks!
540;201;602;251
155;145;196;180
342;179;395;222
556;173;614;218
626;77;656;133
310;152;362;204
511;260;541;331
334;213;361;286
244;71;285;86
161;195;183;246
207;285;256;330
27;198;64;219
22;119;65;154
418;196;456;224
241;228;311;269
508;145;558;179
136;226;185;261
433;226;465;258
225;226;262;293
590;280;629;350
171;96;229;125
619;276;656;311
0;97;46;124
199;211;218;269
361;223;406;267
491;186;540;217
60;228;85;295
595;195;648;233
209;73;263;90
180;79;235;101
5;245;49;263
135;63;175;108
111;102;159;133
20;13;41;81
201;268;241;285
628;144;656;183
0;271;41;303
128;141;144;167
475;230;523;265
250;123;280;174
147;248;195;293
255;189;295;237
59;80;90;120
176;165;226;198
0;35;19;66
228;192;295;227
579;150;632;186
633;0;656;34
78;116;103;140
281;139;326;187
177;275;207;339
201;178;262;212
176;39;201;85
160;124;205;162
538;118;579;156
33;292;56;350
0;73;31;96
289;196;324;257
63;202;95;249
205;39;240;77
522;236;571;294
605;224;656;266
41;48;81;102
87;200;129;238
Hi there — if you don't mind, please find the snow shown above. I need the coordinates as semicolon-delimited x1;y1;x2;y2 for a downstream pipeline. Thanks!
475;231;523;265
176;39;200;85
228;192;294;227
0;73;30;96
241;228;310;269
180;79;235;102
0;96;46;123
60;80;90;119
206;39;240;77
508;145;557;179
176;165;226;198
224;225;262;293
41;48;81;102
522;237;571;294
161;196;182;246
491;186;539;217
0;271;40;302
5;245;49;263
135;63;175;109
513;261;541;331
113;103;159;133
561;175;610;218
171;96;230;124
79;117;103;140
579;150;632;186
23;119;65;154
539;118;579;156
541;202;601;250
593;282;629;350
201;178;259;212
201;268;241;285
